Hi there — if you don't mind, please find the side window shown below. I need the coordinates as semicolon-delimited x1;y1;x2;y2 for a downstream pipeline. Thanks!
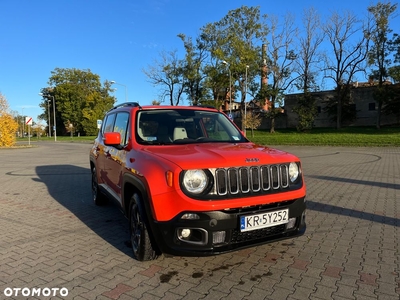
113;112;130;145
102;113;116;134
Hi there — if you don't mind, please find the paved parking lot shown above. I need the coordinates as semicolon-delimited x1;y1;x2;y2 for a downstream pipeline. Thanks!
0;142;399;300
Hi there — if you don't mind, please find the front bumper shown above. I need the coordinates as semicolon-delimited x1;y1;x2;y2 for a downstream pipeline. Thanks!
151;197;306;257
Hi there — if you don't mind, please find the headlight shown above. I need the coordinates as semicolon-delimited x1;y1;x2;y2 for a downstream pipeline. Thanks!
288;162;299;182
183;169;208;194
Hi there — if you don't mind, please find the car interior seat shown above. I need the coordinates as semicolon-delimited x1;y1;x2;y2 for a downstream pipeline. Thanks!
173;127;187;140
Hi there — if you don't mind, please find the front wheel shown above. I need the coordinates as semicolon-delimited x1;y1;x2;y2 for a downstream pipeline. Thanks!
129;194;158;261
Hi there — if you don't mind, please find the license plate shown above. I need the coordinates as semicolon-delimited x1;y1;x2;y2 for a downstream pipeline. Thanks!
240;209;289;232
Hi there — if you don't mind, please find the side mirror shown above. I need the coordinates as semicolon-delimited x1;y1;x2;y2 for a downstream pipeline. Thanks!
103;132;121;147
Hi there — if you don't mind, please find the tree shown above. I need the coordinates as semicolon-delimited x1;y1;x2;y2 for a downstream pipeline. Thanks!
390;33;400;63
143;50;185;106
0;93;18;147
39;68;115;136
324;90;357;125
264;13;298;133
201;63;229;108
293;93;319;131
178;34;208;105
367;1;398;129
323;10;370;129
293;8;324;131
244;111;262;137
388;65;400;82
200;5;268;129
81;80;115;136
10;110;26;138
31;122;46;138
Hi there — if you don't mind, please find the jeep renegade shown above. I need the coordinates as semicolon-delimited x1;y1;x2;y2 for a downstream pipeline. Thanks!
89;102;306;261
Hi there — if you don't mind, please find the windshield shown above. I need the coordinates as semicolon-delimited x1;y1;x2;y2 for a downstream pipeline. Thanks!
136;109;248;145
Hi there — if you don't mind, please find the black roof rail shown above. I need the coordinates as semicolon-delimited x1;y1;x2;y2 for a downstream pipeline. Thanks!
108;102;141;112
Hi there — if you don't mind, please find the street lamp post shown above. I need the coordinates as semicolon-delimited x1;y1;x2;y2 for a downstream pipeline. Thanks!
221;61;232;117
47;100;51;137
21;107;25;137
52;95;57;142
244;65;249;136
39;93;57;142
110;81;128;102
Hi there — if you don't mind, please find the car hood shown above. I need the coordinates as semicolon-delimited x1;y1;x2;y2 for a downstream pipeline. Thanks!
141;142;299;169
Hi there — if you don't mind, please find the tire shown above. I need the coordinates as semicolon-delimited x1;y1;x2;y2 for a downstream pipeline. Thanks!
129;193;158;261
91;166;107;206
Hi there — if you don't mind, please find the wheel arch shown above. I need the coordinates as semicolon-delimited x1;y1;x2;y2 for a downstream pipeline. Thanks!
89;158;98;173
89;159;95;170
123;173;161;255
122;173;151;217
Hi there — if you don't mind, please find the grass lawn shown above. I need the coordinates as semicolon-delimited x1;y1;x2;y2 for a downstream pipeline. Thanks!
16;126;400;147
246;126;400;147
16;135;96;144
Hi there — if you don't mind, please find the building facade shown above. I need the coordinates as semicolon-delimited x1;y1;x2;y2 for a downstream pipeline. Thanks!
285;83;399;128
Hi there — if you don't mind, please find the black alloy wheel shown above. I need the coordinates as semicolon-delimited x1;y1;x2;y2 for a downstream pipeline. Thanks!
129;193;158;261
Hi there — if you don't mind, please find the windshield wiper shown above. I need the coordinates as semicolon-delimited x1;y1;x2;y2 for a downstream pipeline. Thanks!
172;137;219;144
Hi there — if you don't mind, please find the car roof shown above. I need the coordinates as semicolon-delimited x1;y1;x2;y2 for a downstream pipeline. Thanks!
107;103;219;113
140;105;218;111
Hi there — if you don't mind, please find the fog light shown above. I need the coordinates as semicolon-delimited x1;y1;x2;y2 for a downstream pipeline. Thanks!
213;231;226;244
181;213;200;220
286;217;296;230
179;228;191;239
177;228;208;245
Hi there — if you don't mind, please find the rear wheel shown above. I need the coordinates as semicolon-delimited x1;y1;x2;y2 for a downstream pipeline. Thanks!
130;194;158;261
91;166;107;205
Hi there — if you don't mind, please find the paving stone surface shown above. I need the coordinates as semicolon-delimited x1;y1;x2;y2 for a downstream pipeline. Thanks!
0;142;399;299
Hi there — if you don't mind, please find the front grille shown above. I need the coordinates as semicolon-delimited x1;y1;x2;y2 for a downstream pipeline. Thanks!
231;224;286;244
215;164;289;196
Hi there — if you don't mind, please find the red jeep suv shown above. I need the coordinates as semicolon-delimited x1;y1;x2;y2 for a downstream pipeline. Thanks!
90;102;306;261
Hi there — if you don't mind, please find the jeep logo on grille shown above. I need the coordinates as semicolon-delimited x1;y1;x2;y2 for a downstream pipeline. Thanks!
245;158;259;163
